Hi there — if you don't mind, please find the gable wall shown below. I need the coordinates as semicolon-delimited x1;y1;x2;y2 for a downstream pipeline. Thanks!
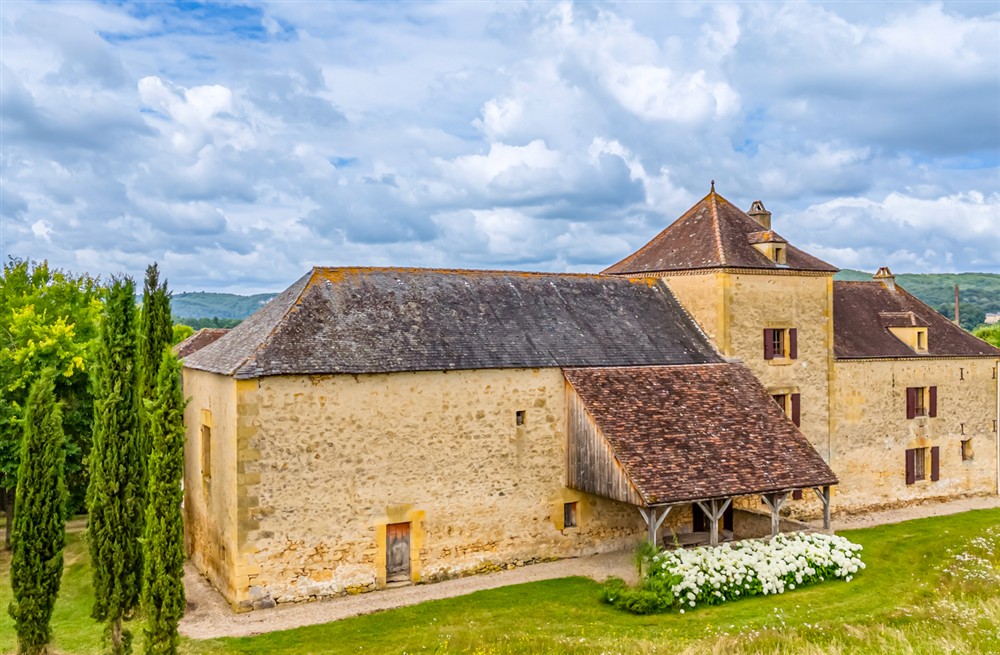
182;368;240;601
830;358;998;511
226;368;659;607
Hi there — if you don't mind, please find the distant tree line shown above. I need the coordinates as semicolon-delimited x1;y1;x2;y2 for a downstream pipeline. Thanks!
836;270;1000;331
172;316;242;330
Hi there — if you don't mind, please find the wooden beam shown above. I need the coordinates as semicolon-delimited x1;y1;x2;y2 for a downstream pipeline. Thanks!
695;498;731;546
812;486;832;530
760;492;789;536
638;505;673;545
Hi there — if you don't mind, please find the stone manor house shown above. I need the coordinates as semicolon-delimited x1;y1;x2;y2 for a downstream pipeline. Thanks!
177;187;1000;609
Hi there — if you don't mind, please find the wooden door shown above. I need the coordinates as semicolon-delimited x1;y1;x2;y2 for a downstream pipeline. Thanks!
386;522;411;582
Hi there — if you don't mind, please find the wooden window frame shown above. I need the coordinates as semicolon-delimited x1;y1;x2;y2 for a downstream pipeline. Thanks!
771;392;802;427
764;328;798;361
905;446;939;485
906;386;937;419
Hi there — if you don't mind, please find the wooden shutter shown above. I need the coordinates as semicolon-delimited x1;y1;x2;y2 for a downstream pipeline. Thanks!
929;386;937;417
763;329;774;360
931;446;940;481
791;393;801;427
789;328;798;359
906;387;916;419
905;449;915;485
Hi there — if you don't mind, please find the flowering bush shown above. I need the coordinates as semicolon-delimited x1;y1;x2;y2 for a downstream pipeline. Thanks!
603;532;865;614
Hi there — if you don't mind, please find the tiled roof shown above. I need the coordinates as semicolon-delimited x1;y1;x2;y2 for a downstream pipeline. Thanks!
173;328;231;359
183;268;723;378
564;364;837;505
834;281;1000;359
602;190;837;274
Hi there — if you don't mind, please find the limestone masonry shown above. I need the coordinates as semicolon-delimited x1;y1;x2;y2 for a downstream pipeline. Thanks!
177;187;1000;609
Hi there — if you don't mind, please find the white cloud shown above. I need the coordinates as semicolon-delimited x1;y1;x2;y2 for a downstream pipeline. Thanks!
0;0;997;293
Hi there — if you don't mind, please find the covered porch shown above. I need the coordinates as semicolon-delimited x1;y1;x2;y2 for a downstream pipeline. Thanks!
563;363;839;549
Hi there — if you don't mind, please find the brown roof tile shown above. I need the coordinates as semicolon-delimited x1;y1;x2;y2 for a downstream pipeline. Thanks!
834;281;1000;359
563;364;837;505
183;268;723;378
602;190;837;275
172;328;231;359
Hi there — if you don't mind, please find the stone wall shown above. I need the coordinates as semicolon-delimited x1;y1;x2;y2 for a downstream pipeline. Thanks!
661;271;834;457
181;369;239;600
228;368;672;607
831;358;998;511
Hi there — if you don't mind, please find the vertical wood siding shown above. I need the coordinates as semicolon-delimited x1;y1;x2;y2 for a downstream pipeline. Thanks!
566;382;645;506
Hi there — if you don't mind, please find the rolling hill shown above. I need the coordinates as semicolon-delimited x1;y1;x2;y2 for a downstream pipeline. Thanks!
171;271;1000;331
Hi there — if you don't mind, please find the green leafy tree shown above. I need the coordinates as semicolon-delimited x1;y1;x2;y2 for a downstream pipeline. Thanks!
88;277;142;654
141;351;187;655
973;324;1000;348
170;324;194;346
0;258;102;547
8;370;67;655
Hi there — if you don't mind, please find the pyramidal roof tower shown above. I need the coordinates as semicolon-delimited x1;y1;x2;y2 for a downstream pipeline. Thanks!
603;185;837;275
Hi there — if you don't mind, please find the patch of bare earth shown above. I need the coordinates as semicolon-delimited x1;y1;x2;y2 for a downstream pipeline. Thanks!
180;494;1000;639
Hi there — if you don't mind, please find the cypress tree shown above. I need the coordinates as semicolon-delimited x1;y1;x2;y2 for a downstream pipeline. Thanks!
141;351;187;655
138;263;172;509
88;277;142;654
8;370;66;655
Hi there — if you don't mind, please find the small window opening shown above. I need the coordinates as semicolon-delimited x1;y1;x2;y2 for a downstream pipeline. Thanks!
515;410;526;426
201;425;212;480
791;489;803;501
916;330;926;351
914;447;927;481
914;388;927;417
772;394;788;412
962;439;973;461
563;502;578;528
773;245;786;264
772;329;786;359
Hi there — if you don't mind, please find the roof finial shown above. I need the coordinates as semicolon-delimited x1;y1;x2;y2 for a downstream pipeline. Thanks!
710;179;715;192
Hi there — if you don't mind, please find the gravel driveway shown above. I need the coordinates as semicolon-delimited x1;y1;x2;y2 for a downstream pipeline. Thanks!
180;494;1000;640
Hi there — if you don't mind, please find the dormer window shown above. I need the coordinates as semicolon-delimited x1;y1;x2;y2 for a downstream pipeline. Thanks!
748;231;789;265
773;244;786;265
916;329;926;352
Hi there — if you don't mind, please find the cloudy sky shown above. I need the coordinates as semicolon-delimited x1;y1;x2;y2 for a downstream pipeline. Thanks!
2;1;998;293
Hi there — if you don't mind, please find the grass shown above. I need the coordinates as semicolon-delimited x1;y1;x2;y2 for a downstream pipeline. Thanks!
3;509;1000;654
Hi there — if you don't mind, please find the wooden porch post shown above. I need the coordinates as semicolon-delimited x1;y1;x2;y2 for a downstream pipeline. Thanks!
760;492;789;536
695;498;731;546
812;486;832;530
638;506;672;546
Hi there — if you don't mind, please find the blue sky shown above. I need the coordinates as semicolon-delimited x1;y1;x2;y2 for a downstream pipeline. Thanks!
1;1;998;293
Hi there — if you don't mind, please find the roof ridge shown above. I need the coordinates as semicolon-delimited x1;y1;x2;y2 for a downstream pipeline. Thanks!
311;265;629;280
709;191;726;266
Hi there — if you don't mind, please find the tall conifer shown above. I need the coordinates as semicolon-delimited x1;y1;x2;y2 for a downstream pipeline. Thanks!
8;370;66;655
138;263;172;506
88;277;142;654
141;351;187;655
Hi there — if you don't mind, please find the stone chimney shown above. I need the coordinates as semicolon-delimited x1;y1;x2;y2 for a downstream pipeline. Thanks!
748;200;771;230
873;266;896;291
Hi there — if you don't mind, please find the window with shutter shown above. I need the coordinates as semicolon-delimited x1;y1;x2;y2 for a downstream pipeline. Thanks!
928;386;937;418
791;393;801;427
905;449;915;485
930;446;940;481
789;328;798;359
764;329;774;360
906;387;917;419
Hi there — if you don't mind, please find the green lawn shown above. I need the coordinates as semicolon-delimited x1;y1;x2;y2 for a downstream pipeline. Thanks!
3;509;1000;654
